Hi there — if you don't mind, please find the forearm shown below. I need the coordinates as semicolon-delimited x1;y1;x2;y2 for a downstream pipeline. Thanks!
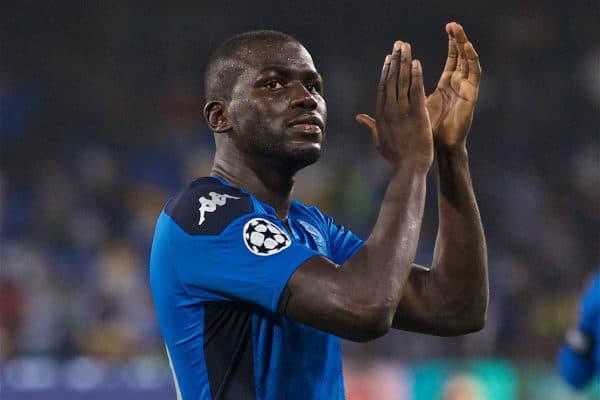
283;166;429;342
430;146;488;326
341;167;428;322
385;22;487;335
391;146;488;335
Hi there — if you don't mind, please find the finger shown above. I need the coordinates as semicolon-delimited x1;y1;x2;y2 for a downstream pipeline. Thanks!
437;35;458;88
398;42;412;110
443;30;458;73
355;114;379;148
448;22;469;78
387;41;402;101
376;55;391;117
409;59;426;110
465;41;482;87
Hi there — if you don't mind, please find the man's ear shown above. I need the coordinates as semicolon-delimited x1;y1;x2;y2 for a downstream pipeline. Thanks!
204;100;232;133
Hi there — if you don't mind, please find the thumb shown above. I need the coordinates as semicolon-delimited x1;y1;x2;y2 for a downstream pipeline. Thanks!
355;113;379;148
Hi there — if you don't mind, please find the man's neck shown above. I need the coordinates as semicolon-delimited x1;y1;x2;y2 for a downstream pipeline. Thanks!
210;152;295;220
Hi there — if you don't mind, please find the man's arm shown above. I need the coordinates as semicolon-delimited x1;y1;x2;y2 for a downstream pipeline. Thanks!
357;23;488;336
282;41;435;342
392;23;488;335
392;146;488;335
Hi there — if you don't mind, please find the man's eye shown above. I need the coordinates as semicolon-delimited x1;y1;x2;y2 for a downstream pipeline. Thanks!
266;80;283;90
305;83;320;93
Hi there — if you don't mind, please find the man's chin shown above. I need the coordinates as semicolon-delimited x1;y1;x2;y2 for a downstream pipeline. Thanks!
283;145;321;171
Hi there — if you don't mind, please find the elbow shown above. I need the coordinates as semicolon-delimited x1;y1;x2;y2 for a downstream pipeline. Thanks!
344;303;394;342
353;313;393;342
460;310;487;334
437;301;488;336
445;287;489;335
467;294;489;333
437;317;485;337
459;303;488;334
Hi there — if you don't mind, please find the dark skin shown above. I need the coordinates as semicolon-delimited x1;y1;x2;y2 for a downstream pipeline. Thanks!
207;41;326;216
357;23;488;334
205;23;488;342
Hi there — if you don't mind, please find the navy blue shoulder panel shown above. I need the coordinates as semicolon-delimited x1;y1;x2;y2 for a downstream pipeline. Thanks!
165;177;253;235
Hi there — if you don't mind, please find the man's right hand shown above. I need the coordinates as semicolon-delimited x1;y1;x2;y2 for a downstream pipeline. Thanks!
358;41;434;173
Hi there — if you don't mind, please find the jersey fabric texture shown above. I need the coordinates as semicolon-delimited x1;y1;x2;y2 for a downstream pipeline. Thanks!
558;272;600;389
150;176;364;400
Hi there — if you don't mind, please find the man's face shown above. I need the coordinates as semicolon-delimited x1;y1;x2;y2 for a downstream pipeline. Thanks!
226;41;327;172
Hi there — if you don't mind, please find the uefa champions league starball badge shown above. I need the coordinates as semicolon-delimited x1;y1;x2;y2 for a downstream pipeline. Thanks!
243;218;291;256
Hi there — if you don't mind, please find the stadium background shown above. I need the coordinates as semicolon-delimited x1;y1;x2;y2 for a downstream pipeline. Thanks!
0;1;598;399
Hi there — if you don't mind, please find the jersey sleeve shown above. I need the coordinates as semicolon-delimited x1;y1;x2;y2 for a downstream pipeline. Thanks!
168;211;320;312
323;215;364;265
160;178;322;312
578;273;600;335
557;273;599;389
558;343;596;389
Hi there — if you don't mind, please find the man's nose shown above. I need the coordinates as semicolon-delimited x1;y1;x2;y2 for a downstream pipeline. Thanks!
289;83;318;110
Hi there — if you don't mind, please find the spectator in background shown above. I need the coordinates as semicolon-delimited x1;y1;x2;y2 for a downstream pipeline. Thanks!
558;272;600;389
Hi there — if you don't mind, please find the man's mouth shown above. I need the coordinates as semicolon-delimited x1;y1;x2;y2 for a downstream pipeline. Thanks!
287;115;324;134
289;123;322;134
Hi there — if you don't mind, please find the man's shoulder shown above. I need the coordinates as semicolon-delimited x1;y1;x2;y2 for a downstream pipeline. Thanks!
165;176;254;236
290;201;337;244
291;200;328;223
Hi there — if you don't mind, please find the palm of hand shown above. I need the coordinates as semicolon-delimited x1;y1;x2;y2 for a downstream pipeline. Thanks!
426;23;481;148
426;79;477;148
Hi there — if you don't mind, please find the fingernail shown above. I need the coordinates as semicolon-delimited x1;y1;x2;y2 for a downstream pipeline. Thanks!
393;41;402;51
385;55;391;63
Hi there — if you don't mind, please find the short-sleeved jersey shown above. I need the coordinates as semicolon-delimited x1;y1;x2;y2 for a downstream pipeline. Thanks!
150;176;364;400
558;272;600;389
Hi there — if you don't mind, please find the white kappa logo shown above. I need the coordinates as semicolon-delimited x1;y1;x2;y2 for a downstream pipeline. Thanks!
198;192;240;225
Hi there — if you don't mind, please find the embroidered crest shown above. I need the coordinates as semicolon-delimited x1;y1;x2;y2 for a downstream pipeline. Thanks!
299;221;325;246
243;218;291;256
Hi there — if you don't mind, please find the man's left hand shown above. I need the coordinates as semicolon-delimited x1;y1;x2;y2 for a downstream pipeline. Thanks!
425;22;481;150
357;22;482;151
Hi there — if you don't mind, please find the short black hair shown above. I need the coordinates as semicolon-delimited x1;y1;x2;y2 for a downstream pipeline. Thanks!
204;30;300;102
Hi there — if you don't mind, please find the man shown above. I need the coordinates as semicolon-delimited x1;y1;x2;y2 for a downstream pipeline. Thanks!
150;22;488;399
558;272;600;390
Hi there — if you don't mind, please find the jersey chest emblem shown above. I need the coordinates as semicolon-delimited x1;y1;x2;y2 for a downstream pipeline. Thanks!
243;218;291;256
198;192;240;225
299;221;325;246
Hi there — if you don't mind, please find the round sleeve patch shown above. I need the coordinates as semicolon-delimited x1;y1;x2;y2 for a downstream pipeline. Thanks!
243;218;291;256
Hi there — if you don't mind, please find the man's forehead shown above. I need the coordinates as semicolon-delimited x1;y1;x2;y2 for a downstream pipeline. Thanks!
236;41;316;72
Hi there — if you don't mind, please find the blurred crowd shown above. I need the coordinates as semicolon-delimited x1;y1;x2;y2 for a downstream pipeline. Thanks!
1;2;598;366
